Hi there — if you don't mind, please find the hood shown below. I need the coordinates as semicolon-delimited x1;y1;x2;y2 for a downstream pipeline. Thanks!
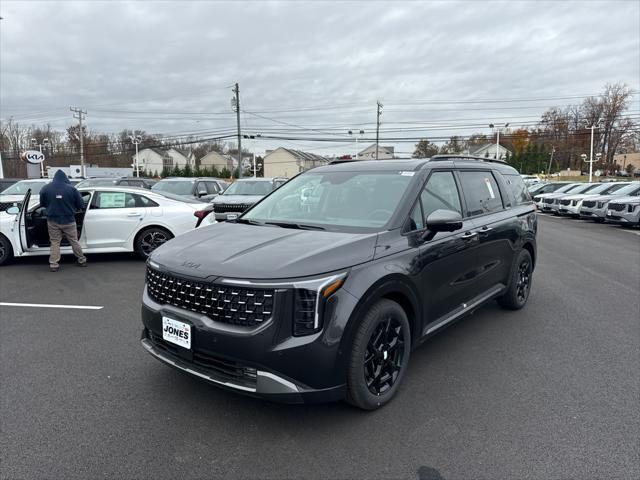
212;194;264;205
53;170;70;184
536;191;573;199
609;195;640;205
150;222;378;279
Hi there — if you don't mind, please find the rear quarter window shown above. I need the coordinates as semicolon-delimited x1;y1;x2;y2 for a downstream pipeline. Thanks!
503;174;532;205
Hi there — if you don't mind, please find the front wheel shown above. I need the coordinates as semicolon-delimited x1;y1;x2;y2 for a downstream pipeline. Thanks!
497;249;533;310
346;299;411;410
0;235;14;266
135;227;173;259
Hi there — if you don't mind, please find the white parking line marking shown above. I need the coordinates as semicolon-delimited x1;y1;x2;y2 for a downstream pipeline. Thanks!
0;302;103;310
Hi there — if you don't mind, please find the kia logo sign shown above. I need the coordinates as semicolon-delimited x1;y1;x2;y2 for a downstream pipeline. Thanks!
21;150;46;164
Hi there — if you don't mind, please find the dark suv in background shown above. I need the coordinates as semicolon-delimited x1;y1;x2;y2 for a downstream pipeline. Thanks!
151;177;229;202
140;155;536;409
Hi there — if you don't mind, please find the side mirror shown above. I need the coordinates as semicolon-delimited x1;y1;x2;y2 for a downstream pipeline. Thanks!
197;190;208;197
6;206;20;216
426;209;463;233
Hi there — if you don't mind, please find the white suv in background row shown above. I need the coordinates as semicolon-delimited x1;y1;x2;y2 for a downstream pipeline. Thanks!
556;182;627;217
580;182;640;222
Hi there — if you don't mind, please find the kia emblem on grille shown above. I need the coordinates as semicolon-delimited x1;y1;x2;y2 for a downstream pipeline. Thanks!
181;261;201;269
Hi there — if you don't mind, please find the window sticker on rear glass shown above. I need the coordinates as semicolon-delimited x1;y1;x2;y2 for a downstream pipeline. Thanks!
399;171;415;176
485;178;496;199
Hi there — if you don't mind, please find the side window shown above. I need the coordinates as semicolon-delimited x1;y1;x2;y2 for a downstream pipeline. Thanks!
420;171;462;219
195;182;208;195
504;174;531;205
205;181;219;194
134;194;159;208
459;171;504;216
91;191;137;209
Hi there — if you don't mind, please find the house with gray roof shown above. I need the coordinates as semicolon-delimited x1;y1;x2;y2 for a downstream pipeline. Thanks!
263;147;329;178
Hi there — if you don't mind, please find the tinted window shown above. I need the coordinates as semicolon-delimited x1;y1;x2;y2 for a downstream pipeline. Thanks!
420;171;462;218
503;174;532;205
408;202;424;231
459;171;504;216
91;191;138;209
204;181;219;194
152;180;195;195
134;194;159;207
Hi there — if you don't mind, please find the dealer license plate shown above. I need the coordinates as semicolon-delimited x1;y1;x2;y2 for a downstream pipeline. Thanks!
226;214;238;220
162;316;191;349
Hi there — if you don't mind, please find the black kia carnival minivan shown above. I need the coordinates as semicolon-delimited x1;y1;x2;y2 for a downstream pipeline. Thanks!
140;155;537;409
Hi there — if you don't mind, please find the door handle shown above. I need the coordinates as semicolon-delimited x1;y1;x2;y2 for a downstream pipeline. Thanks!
461;231;478;240
127;212;141;217
478;226;493;233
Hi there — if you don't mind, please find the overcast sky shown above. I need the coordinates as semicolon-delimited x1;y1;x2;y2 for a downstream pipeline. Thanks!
1;0;639;156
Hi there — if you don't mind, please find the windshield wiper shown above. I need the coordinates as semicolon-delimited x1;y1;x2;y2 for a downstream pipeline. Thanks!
264;221;326;231
235;218;265;226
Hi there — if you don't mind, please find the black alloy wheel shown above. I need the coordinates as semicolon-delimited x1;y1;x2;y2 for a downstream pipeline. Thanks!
346;299;411;410
497;249;533;310
135;228;173;259
515;258;532;304
364;317;406;396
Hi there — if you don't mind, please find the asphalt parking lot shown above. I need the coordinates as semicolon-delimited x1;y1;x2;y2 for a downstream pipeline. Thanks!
1;215;638;480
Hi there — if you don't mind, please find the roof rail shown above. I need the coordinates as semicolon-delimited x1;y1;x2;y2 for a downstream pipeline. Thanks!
329;158;361;165
429;154;507;164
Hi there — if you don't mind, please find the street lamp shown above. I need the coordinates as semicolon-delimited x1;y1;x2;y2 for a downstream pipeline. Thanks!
243;134;262;177
348;129;365;159
129;135;142;177
489;123;509;161
31;137;49;178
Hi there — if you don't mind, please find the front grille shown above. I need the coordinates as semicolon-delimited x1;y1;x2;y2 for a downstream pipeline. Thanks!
543;198;556;205
147;329;257;389
582;200;596;208
0;201;21;212
608;203;626;212
146;267;275;327
533;196;541;202
213;203;253;214
560;199;572;206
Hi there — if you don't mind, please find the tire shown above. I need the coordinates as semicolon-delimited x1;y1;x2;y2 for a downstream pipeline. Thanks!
497;249;533;310
0;235;13;266
134;227;173;259
346;299;411;410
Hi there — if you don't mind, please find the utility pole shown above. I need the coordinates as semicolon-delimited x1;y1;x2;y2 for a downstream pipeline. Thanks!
129;135;142;177
376;100;382;160
375;101;382;160
547;146;555;177
232;83;241;180
70;106;87;177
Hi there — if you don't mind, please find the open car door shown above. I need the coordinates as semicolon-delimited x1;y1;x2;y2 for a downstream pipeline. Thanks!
11;188;31;256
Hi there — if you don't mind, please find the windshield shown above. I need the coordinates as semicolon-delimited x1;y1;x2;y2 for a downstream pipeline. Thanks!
242;170;413;232
574;184;598;194
223;180;275;196
587;183;623;194
555;183;582;193
1;181;48;195
76;179;118;188
610;183;639;196
152;180;195;195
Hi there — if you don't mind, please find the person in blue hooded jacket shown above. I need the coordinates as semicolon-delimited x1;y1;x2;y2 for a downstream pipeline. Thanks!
39;170;87;271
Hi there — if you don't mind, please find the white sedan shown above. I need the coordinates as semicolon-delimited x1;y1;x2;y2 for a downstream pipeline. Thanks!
0;186;209;266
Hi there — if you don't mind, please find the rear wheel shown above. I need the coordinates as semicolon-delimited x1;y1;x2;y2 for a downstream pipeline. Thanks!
497;249;533;310
346;299;411;410
0;235;13;266
135;227;173;259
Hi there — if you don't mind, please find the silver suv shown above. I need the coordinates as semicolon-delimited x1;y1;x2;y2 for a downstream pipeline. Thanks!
210;177;287;221
580;182;640;222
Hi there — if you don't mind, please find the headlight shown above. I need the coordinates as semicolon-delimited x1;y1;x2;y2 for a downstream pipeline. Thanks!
293;273;347;336
597;202;605;208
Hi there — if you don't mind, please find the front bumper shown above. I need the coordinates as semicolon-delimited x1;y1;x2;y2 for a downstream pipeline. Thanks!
605;210;640;224
140;287;352;403
558;203;581;216
580;206;606;220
